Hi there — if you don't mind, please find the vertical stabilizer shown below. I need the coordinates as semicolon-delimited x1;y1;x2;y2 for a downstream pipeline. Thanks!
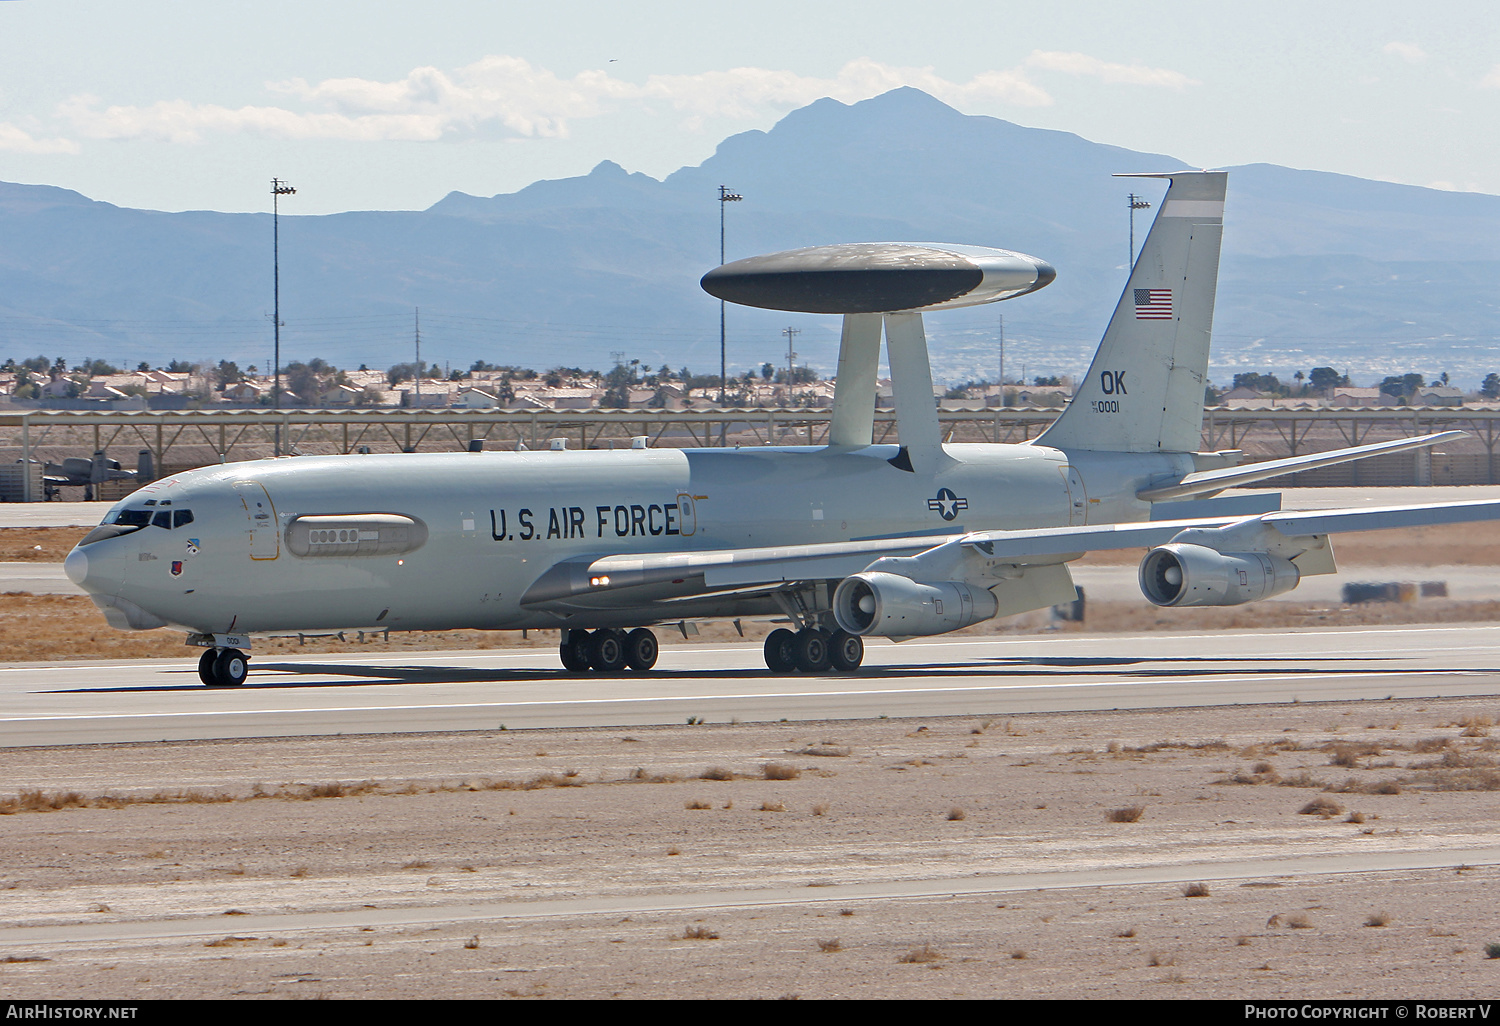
1037;171;1226;454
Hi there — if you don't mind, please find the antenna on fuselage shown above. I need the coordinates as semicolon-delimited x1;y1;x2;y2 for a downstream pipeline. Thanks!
700;242;1055;472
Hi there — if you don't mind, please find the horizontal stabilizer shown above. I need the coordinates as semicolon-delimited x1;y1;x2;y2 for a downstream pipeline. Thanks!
1137;432;1465;501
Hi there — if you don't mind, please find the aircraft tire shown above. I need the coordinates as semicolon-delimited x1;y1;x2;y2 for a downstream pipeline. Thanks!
212;648;248;687
828;630;864;672
793;629;832;673
559;630;592;672
589;628;629;673
624;628;658;671
763;628;797;673
197;648;218;686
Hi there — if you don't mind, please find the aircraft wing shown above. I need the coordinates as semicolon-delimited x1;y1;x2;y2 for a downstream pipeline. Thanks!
520;499;1500;612
956;498;1500;561
519;532;961;607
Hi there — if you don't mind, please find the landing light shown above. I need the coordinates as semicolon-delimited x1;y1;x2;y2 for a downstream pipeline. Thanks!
591;575;610;587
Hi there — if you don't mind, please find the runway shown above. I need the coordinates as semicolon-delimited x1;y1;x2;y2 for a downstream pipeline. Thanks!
6;624;1500;747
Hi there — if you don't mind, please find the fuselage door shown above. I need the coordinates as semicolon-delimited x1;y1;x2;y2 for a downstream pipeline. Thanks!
1060;466;1088;526
233;480;280;560
676;493;697;537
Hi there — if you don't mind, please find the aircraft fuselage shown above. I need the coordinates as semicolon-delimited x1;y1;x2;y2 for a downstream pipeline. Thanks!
66;442;1186;637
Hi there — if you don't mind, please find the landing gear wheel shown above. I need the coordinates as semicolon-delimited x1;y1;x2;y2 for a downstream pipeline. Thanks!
559;630;592;672
211;648;248;687
794;629;832;673
197;648;218;686
828;630;864;672
763;628;797;673
624;628;659;671
588;628;628;673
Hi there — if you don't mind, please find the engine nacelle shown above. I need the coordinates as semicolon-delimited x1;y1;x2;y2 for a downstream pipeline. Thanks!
833;572;1000;637
1138;543;1300;607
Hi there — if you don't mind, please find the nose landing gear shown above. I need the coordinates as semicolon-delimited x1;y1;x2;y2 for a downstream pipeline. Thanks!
198;647;249;687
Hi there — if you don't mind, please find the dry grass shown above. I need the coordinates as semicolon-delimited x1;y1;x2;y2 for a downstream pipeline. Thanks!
817;938;842;953
1106;805;1145;823
1278;770;1328;788
682;926;719;941
684;799;711;810
0;527;88;562
1181;882;1211;898
898;943;944;964
1365;912;1391;928
795;744;851;757
699;766;736;781
762;762;800;780
946;807;966;821
757;801;786;813
1459;716;1494;737
1299;797;1344;817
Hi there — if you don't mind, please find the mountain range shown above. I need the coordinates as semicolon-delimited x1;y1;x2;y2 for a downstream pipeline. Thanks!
1;87;1497;386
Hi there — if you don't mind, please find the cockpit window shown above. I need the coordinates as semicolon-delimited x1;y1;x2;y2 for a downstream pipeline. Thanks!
151;511;172;529
112;509;151;528
173;509;194;528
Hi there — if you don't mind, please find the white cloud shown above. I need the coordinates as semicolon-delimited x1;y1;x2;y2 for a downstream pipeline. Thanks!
58;95;449;143
1024;51;1199;89
51;52;1196;145
1481;65;1500;88
1383;42;1428;64
0;122;80;155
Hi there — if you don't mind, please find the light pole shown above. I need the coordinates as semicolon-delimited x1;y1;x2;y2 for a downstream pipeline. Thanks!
271;178;296;411
1128;192;1151;270
718;185;742;411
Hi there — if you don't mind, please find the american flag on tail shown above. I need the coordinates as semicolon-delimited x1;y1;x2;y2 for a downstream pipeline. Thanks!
1134;288;1172;320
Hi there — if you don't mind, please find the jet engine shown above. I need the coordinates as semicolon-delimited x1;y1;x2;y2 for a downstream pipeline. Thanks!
1138;543;1300;607
833;572;999;637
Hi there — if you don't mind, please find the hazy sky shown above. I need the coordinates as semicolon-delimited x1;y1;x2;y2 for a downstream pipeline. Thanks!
2;0;1499;213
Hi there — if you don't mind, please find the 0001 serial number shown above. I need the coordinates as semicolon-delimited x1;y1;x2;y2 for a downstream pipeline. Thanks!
1090;400;1120;413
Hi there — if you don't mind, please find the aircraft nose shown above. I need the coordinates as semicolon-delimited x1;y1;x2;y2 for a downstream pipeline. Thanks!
64;540;125;597
63;547;88;586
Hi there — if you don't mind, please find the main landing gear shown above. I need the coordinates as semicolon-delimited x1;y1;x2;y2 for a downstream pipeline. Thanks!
763;627;863;674
559;628;659;673
198;647;249;687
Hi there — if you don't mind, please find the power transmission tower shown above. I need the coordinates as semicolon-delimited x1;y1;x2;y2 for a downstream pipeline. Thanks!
717;185;742;411
782;326;800;386
1128;192;1152;269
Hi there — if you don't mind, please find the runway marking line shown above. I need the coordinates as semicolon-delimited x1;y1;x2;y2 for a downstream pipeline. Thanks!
0;669;1487;725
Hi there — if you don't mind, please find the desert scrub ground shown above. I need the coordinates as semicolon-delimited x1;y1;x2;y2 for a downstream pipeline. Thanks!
2;699;1499;998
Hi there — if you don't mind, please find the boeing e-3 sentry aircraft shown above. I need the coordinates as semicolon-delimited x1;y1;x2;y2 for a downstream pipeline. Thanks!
64;171;1500;686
